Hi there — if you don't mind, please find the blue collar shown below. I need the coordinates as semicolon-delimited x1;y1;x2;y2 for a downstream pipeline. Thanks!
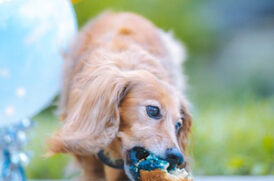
97;150;124;169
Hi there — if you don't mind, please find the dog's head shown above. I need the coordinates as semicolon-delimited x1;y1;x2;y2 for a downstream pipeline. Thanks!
50;64;191;178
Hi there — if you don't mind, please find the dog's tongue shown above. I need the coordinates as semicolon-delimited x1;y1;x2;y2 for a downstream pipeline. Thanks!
127;147;169;180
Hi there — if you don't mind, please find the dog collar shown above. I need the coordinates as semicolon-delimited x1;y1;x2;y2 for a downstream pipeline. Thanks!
97;150;124;169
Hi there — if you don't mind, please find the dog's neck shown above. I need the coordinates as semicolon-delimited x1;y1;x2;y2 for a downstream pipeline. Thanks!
97;138;124;169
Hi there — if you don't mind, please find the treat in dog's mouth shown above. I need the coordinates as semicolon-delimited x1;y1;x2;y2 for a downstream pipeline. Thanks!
126;147;192;181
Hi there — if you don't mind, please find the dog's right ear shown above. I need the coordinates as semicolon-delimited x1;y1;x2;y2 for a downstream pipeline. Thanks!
49;65;130;155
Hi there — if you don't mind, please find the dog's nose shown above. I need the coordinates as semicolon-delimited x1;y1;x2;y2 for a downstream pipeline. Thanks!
165;148;184;166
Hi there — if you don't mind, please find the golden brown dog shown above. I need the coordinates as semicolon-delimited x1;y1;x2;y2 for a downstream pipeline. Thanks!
49;12;192;181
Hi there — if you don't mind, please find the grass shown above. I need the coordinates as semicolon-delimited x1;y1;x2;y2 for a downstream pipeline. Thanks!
186;62;274;175
26;105;70;179
191;97;274;175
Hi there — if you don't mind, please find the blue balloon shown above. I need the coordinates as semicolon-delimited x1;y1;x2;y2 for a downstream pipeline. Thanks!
0;0;77;127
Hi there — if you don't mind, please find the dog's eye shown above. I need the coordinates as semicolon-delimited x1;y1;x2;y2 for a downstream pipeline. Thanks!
146;105;161;119
175;122;182;133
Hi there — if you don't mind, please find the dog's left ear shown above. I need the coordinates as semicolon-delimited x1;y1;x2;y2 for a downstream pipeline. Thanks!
49;67;130;155
178;98;192;152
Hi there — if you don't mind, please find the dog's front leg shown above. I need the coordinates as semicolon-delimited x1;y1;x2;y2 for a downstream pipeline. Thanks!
74;155;105;181
104;165;129;181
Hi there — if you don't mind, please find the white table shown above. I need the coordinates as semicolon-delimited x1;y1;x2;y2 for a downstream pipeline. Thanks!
31;176;274;181
194;176;274;181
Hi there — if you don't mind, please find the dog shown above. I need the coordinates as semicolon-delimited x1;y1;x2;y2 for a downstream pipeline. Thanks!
49;12;192;181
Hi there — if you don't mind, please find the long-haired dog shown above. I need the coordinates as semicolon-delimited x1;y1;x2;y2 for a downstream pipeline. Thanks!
49;12;192;181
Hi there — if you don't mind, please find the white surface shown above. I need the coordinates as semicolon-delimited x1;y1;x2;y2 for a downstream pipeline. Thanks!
31;176;274;181
195;176;274;181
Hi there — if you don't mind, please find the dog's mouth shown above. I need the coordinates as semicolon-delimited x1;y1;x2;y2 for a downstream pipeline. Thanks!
125;146;191;181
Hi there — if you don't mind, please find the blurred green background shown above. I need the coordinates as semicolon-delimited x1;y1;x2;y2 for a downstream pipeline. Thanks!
26;0;274;179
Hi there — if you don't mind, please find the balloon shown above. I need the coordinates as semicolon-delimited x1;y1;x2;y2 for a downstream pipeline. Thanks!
0;0;77;127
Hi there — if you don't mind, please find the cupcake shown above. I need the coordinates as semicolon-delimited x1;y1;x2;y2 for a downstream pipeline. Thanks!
140;168;192;181
126;147;192;181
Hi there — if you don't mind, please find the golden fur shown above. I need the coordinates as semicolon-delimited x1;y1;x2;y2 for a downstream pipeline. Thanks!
49;12;192;181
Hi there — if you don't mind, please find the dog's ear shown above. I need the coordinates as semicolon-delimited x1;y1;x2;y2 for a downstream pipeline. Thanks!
49;66;130;155
177;98;192;153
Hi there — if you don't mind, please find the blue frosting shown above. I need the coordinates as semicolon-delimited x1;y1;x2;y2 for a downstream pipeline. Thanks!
128;149;169;180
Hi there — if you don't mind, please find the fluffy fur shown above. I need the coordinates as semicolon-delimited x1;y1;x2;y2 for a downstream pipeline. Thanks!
49;12;192;181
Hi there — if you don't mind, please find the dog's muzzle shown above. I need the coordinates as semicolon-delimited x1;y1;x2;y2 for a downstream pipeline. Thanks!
125;146;185;180
98;146;185;180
